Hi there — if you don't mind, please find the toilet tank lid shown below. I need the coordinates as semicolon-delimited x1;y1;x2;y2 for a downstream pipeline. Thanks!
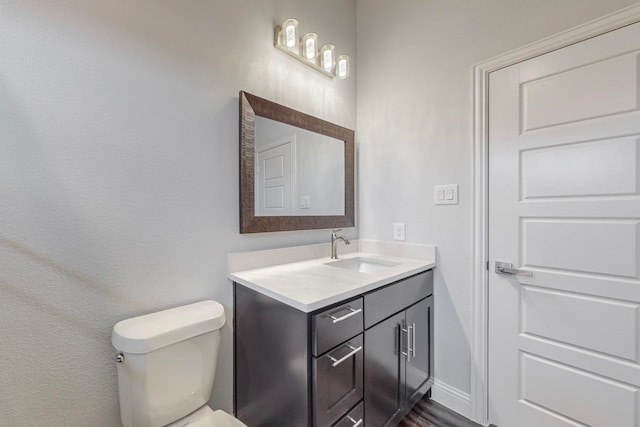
111;300;226;354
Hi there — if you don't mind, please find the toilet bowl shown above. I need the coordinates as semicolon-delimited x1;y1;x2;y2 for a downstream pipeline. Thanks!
112;300;247;427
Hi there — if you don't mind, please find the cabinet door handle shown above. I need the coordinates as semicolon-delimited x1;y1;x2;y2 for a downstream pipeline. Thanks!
346;415;363;427
327;307;362;324
401;324;411;362
410;322;416;358
327;344;362;367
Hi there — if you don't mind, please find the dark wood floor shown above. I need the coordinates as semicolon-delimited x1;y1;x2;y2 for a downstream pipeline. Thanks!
398;398;485;427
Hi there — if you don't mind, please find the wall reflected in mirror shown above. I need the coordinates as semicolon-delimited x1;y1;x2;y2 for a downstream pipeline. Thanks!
255;116;345;217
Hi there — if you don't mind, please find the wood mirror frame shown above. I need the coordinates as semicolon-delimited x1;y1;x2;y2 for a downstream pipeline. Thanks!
239;91;355;233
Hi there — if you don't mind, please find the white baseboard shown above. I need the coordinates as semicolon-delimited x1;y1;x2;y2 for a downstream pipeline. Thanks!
431;379;473;421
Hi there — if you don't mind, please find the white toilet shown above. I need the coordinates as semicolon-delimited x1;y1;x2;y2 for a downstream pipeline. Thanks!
111;300;246;427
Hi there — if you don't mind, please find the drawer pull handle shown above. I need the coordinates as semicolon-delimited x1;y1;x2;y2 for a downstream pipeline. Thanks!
327;307;362;324
346;416;363;427
327;344;362;367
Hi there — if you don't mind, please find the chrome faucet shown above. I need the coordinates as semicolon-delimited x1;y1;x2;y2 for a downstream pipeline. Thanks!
330;229;351;259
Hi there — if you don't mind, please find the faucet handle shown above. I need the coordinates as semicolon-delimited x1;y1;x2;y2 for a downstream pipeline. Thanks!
332;229;342;234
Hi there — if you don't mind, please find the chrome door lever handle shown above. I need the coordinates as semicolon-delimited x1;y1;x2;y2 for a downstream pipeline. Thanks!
495;261;532;277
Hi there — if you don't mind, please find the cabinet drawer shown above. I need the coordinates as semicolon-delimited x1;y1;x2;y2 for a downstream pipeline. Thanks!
333;401;364;427
364;270;433;329
313;298;363;356
313;334;364;427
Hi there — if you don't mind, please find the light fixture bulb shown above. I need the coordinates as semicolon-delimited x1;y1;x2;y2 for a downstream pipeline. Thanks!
302;33;318;61
320;45;335;71
282;18;298;49
336;55;349;79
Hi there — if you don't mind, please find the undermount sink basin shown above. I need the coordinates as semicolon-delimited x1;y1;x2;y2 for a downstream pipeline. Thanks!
325;257;400;274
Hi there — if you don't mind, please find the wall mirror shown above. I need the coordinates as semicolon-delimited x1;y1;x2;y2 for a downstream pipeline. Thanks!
239;91;355;233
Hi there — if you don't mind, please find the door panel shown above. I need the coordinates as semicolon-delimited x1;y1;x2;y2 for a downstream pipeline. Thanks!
519;333;640;386
364;312;404;427
521;218;639;278
522;52;639;131
404;297;432;408
520;137;640;199
521;286;640;361
255;138;294;216
520;353;639;427
488;21;640;427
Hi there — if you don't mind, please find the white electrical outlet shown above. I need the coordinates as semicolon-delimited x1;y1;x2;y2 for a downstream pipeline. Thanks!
434;184;459;205
393;223;406;241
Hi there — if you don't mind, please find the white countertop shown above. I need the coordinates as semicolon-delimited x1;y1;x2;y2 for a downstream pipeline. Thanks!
229;249;436;312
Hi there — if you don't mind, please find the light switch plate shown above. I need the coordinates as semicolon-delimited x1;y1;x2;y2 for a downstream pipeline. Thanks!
393;223;406;241
299;195;311;209
434;184;459;205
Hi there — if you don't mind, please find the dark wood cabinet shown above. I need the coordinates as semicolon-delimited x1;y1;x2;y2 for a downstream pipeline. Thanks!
364;271;434;427
234;269;433;427
405;297;433;409
234;286;312;426
363;311;405;426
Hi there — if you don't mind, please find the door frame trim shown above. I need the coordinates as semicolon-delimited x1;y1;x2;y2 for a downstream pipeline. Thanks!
470;4;640;424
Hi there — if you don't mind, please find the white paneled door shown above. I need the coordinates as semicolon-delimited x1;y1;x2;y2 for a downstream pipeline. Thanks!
488;22;640;427
255;137;295;216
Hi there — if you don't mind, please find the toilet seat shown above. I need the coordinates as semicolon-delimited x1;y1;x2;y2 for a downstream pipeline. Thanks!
167;406;247;427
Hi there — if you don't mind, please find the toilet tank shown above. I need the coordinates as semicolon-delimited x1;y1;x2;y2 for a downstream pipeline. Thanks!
111;300;226;427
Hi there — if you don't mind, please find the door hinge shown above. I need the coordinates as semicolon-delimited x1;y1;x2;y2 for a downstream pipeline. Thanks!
486;260;489;271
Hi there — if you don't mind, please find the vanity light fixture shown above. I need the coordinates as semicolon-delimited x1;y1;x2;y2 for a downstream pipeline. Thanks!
274;18;350;79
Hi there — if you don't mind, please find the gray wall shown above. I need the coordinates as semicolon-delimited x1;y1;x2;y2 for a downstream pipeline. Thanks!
356;0;639;406
0;1;356;425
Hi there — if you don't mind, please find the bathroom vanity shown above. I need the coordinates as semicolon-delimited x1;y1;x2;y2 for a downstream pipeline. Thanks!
230;245;435;427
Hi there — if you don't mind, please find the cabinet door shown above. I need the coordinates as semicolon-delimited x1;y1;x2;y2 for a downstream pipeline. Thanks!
404;296;433;408
364;312;405;427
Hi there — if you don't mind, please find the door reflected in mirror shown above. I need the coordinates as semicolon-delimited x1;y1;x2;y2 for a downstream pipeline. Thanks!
255;116;345;217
